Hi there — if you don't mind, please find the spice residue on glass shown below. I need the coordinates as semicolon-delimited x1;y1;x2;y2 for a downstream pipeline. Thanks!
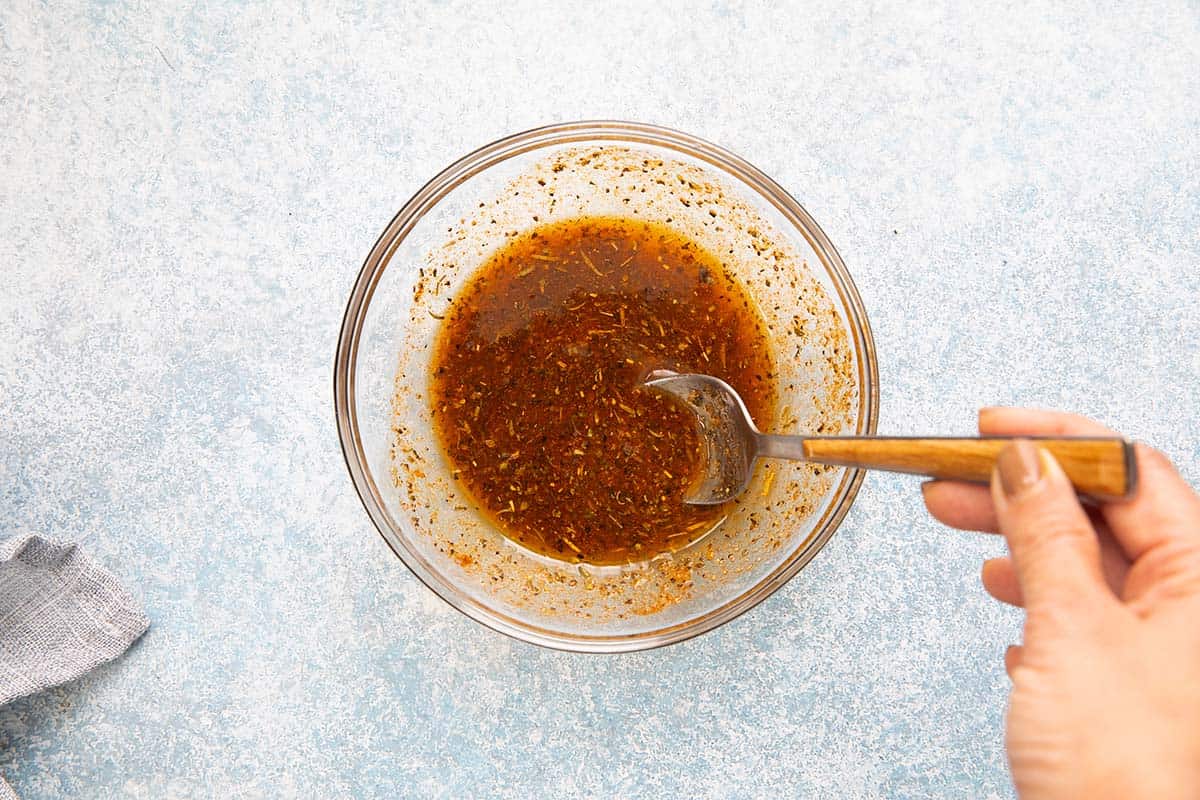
429;216;775;565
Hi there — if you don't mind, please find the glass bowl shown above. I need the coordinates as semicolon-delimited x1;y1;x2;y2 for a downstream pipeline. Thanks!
334;121;878;652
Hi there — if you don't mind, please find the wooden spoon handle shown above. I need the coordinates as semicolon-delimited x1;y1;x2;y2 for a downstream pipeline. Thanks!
796;437;1136;499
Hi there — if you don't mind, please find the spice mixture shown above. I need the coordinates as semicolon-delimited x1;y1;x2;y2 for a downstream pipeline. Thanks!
430;216;775;564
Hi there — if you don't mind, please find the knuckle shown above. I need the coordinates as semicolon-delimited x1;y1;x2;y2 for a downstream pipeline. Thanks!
1129;442;1200;518
1023;602;1085;633
1133;542;1200;603
1042;411;1111;436
1015;508;1093;554
1137;443;1180;478
1052;416;1084;435
1023;594;1107;636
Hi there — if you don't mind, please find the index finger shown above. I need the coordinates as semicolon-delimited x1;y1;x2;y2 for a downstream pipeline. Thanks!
980;407;1200;562
978;406;1118;437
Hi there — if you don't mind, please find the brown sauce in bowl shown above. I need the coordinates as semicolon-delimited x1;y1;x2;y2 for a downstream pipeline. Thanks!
430;217;775;565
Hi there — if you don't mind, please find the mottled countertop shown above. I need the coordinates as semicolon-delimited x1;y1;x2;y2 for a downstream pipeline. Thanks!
1;2;1197;797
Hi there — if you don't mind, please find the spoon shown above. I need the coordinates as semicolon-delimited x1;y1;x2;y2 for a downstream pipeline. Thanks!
642;370;1137;505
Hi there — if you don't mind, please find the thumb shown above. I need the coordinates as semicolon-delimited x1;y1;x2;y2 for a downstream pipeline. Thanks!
992;440;1113;617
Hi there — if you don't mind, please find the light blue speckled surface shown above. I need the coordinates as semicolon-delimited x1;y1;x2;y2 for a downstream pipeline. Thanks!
1;1;1198;797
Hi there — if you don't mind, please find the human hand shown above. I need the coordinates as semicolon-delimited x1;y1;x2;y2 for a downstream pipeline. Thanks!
922;408;1200;800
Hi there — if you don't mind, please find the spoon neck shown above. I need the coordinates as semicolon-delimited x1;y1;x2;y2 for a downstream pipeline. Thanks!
755;433;811;462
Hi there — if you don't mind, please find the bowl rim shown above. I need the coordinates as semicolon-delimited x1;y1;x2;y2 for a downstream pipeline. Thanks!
334;120;879;653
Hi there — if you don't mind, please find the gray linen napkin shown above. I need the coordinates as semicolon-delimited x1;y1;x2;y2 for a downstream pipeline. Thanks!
0;534;149;796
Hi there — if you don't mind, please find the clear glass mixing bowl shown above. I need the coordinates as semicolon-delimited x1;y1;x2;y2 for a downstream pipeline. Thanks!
334;121;878;652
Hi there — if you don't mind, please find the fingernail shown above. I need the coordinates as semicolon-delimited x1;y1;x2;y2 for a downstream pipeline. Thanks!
997;439;1042;498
